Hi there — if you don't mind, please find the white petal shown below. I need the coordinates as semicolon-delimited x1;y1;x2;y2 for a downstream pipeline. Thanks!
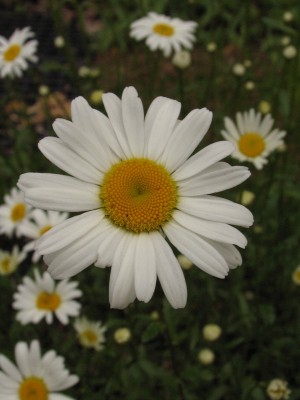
95;222;124;268
151;232;187;308
160;108;212;172
164;220;229;278
134;233;157;302
0;356;22;382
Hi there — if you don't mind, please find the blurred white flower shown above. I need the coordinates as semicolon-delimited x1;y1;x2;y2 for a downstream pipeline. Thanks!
221;109;286;169
283;45;297;59
258;100;271;114
0;246;26;275
282;11;294;22
206;42;217;52
0;340;78;399
280;36;291;46
78;65;90;77
203;324;222;341
172;50;191;69
244;81;255;91
74;316;107;351
0;187;32;237
267;378;291;400
54;35;65;48
241;191;255;206
38;85;49;96
232;63;245;76
198;348;215;365
0;27;38;78
13;269;82;325
114;327;132;344
177;254;193;270
130;12;197;57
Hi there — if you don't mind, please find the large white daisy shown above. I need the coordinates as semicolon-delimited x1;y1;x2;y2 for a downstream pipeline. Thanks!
13;269;82;325
220;109;286;169
18;86;253;309
130;12;197;57
0;187;32;237
18;209;69;262
0;340;78;400
0;27;38;78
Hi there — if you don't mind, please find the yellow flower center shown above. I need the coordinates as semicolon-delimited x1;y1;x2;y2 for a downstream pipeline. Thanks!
238;133;265;158
153;23;175;37
39;225;52;236
100;158;177;233
0;257;11;273
81;330;98;344
4;44;21;62
11;203;26;222
36;292;61;311
293;269;300;285
18;377;48;400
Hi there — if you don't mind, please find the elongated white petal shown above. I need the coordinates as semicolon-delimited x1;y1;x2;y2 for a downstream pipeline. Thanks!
173;141;234;181
178;195;253;227
0;355;22;382
95;223;125;268
160;108;212;172
164;220;229;278
206;239;242;269
151;232;187;308
38;137;102;184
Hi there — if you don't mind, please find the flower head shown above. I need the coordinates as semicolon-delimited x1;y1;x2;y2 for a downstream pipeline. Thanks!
0;246;26;275
130;12;197;57
114;327;131;344
267;379;291;400
292;265;300;285
13;269;82;324
197;348;215;365
19;209;69;262
0;27;38;78
0;340;78;399
74;316;106;350
0;187;32;237
18;86;253;309
203;324;222;341
221;109;286;169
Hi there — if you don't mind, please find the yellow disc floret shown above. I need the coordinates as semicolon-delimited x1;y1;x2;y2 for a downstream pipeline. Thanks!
19;377;48;400
238;132;265;158
4;44;21;62
153;23;175;37
100;158;177;233
10;203;26;222
36;292;61;311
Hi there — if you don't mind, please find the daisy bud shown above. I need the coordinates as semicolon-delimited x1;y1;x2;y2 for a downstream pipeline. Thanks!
203;324;222;341
197;348;215;365
114;327;131;344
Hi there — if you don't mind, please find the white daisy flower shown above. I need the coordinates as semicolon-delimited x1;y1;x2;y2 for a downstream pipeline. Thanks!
0;187;32;237
130;12;197;57
18;209;69;262
0;246;26;275
18;86;253;309
13;269;82;325
0;27;38;78
74;317;106;351
0;339;78;400
221;109;286;169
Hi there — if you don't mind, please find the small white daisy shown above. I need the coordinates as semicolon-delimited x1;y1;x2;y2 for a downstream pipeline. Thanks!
18;86;253;309
221;109;286;169
0;246;26;275
19;209;69;262
74;316;106;351
13;269;82;325
130;12;197;57
0;339;78;400
0;187;32;237
0;27;38;78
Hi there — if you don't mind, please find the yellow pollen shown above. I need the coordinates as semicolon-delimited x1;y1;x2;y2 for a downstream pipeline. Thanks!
4;44;21;62
18;377;48;400
39;225;52;236
0;257;11;273
100;158;177;233
153;23;175;37
11;203;26;222
36;292;61;311
81;330;98;344
238;132;265;158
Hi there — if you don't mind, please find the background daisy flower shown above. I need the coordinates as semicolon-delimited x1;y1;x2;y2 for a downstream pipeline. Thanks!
0;187;32;237
220;109;286;169
18;86;253;309
0;245;26;275
74;316;107;351
13;269;82;325
19;209;69;262
0;339;78;399
130;12;197;57
0;27;38;78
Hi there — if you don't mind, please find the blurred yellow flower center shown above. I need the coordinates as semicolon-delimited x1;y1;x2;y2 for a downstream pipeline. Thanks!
81;330;98;344
39;225;52;236
19;377;48;400
238;133;265;157
0;257;11;273
4;44;21;62
153;23;174;37
11;203;26;222
100;158;177;233
36;292;61;311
